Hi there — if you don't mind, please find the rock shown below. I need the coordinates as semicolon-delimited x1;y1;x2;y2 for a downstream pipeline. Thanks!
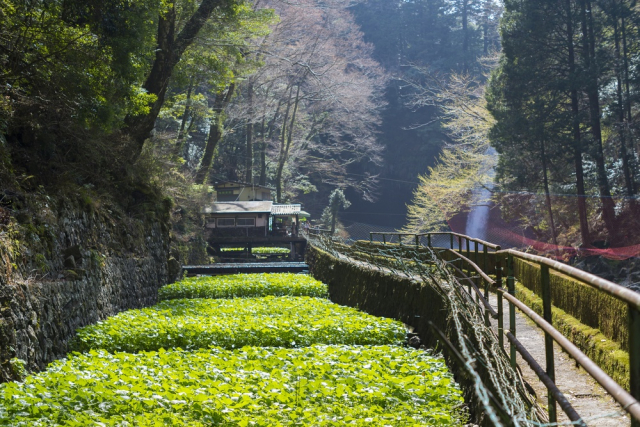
407;333;421;349
167;257;182;284
572;255;640;291
63;255;76;269
63;245;83;266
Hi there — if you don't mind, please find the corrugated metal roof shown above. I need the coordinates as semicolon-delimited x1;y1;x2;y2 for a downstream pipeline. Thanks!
270;204;302;216
203;201;273;214
203;202;310;216
214;180;275;191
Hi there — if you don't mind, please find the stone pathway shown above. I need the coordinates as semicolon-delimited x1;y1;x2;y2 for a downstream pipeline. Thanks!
489;294;631;426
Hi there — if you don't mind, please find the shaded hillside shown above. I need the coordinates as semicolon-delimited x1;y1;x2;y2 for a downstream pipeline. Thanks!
343;0;501;228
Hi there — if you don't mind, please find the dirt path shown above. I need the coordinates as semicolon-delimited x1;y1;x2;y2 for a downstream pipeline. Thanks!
488;294;630;426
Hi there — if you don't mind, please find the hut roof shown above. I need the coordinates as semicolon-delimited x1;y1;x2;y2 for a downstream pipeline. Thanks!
203;201;273;214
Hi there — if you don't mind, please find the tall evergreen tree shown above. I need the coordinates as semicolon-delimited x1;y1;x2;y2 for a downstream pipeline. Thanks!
488;0;640;246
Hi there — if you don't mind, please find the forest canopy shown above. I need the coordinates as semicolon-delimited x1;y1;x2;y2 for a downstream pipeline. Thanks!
398;0;640;249
3;0;640;251
486;0;640;247
0;0;385;203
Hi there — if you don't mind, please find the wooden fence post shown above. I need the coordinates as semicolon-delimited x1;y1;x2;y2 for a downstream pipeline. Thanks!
508;253;516;369
541;264;556;423
474;242;479;304
466;239;472;294
497;259;504;349
482;246;488;326
630;304;640;427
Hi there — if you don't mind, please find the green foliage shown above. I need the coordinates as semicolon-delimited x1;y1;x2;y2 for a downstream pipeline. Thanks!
1;0;161;130
487;0;640;246
160;3;276;132
403;71;497;233
337;0;503;226
321;189;351;234
34;253;48;273
172;2;275;90
353;0;500;72
0;346;465;426
159;273;327;300
8;358;26;382
306;243;542;424
72;296;405;352
252;247;289;254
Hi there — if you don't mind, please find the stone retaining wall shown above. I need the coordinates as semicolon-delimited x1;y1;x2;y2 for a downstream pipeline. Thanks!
0;198;169;382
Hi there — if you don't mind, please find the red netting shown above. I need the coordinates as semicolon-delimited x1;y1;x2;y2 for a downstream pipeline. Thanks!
445;196;640;261
483;227;640;261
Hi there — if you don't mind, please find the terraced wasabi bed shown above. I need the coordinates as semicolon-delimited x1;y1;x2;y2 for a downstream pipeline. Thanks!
72;296;405;353
159;273;326;300
0;346;466;426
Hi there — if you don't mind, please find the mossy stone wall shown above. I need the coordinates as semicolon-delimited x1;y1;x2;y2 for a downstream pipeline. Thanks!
513;258;629;351
0;195;170;382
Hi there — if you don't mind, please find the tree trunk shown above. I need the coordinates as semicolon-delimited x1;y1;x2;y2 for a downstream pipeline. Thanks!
275;86;295;203
462;0;469;72
259;117;267;186
245;82;254;183
482;2;489;56
195;83;235;184
579;0;618;240
276;84;302;203
483;21;488;55
621;14;632;122
566;0;590;246
284;86;301;167
196;114;223;185
621;12;638;197
123;0;229;160
621;12;637;194
613;13;635;199
123;4;176;155
541;138;558;246
330;209;337;234
259;95;285;187
245;119;254;183
175;76;194;154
